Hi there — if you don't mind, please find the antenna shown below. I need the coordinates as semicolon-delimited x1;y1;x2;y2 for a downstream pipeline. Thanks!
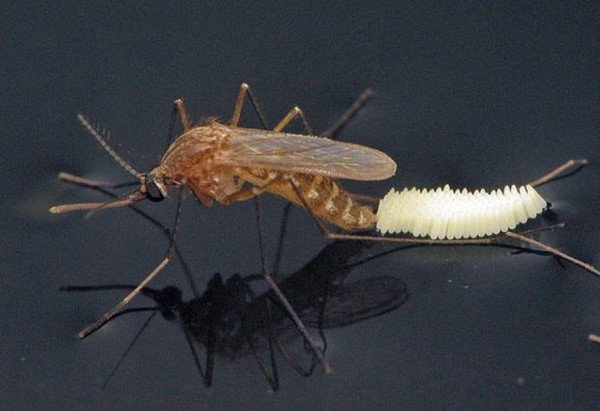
77;114;141;178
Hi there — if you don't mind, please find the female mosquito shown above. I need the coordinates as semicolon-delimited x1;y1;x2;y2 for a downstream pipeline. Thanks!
51;85;395;371
51;84;598;373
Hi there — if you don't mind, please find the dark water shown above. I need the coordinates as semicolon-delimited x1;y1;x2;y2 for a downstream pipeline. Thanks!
3;3;599;409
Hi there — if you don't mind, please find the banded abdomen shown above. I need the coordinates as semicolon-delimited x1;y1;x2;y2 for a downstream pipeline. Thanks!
239;168;376;231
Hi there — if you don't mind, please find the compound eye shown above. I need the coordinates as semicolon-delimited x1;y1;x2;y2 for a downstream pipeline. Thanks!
146;180;165;202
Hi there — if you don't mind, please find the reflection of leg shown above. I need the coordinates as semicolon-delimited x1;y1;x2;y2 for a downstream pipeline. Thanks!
276;338;318;377
528;159;588;187
183;327;214;387
247;298;280;390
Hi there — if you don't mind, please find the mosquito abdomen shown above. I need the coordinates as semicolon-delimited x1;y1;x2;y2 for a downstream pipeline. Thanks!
290;174;376;231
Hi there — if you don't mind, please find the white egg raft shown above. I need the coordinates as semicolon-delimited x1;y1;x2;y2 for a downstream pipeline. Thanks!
376;184;547;239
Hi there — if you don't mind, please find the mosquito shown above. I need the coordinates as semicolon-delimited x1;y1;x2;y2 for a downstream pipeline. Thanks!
51;84;387;371
51;84;598;372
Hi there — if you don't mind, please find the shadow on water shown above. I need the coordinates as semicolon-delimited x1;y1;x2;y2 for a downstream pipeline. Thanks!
62;239;409;390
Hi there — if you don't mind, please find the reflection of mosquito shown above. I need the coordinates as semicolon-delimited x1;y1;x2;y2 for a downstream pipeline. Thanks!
62;239;408;390
51;84;598;372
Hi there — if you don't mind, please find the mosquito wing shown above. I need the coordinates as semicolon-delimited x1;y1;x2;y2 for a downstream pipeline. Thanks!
220;130;397;181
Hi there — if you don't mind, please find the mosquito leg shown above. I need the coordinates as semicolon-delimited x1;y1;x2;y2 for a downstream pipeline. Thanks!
234;85;350;372
77;188;185;339
230;83;269;128
164;99;190;150
238;89;375;372
172;99;192;131
253;196;333;373
232;83;319;135
322;88;374;139
271;89;375;275
505;231;600;277
277;87;374;137
326;225;600;276
205;330;215;387
165;99;179;148
230;83;248;127
77;258;170;338
231;85;329;372
273;106;314;135
56;174;199;296
273;203;293;277
527;159;589;188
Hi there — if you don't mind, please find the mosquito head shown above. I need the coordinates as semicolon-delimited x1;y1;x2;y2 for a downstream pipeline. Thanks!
141;169;168;203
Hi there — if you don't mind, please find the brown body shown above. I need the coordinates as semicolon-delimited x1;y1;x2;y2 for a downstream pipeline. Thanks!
151;121;378;231
241;171;376;231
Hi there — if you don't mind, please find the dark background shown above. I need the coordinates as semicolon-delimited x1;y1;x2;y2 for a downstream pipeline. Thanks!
2;2;599;409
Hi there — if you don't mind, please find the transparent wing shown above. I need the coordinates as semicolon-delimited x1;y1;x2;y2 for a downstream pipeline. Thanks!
219;131;396;181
